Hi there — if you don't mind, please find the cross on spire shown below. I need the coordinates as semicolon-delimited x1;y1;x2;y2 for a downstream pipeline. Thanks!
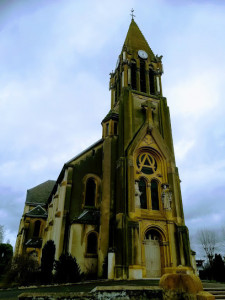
130;8;135;20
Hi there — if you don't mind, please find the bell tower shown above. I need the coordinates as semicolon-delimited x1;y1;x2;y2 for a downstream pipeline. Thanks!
103;18;194;279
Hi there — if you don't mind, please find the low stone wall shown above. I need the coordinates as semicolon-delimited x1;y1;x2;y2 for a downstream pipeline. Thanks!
18;284;215;300
19;286;163;300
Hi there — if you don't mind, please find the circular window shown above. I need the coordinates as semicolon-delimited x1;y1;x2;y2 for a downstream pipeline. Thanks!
136;153;157;174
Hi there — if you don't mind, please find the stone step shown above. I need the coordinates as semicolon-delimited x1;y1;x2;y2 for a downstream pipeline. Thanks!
204;288;225;299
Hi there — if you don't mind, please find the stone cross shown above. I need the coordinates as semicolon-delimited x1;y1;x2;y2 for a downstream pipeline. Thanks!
141;101;156;126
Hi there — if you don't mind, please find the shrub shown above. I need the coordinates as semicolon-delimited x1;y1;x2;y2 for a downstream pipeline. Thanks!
54;253;81;283
41;240;55;283
4;254;40;287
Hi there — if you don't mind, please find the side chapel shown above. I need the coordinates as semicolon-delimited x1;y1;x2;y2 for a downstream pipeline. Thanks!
15;18;196;279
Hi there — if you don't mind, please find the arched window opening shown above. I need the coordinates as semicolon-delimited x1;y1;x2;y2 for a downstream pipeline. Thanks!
87;232;98;254
131;60;137;90
140;59;146;93
149;68;155;95
33;220;41;237
85;178;96;206
139;178;147;209
151;180;159;210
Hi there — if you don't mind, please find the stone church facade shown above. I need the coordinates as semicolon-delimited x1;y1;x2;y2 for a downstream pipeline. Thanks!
15;19;196;279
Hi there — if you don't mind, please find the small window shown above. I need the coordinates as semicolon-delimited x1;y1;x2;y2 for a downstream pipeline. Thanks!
140;59;146;93
85;178;96;206
33;220;41;237
87;232;98;254
106;123;109;136
139;177;147;209
131;59;137;90
151;179;159;210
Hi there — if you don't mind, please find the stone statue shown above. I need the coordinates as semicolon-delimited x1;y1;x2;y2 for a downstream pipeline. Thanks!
161;184;172;210
135;182;141;208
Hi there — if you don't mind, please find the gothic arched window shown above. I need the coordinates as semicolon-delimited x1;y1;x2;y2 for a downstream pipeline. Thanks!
151;179;159;210
87;232;98;254
139;177;147;209
131;59;137;90
33;220;41;237
149;67;155;95
85;178;96;206
140;59;146;93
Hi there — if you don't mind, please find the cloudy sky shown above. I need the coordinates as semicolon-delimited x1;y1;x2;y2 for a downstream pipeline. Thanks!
0;0;225;258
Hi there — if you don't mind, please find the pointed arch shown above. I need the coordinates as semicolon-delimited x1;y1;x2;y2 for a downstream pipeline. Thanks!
143;225;166;242
83;174;101;208
86;231;98;255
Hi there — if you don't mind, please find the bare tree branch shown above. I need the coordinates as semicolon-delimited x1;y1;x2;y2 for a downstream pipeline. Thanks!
198;229;218;262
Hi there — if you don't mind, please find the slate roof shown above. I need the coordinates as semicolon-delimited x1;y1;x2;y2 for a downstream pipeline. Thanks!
25;205;48;218
102;110;119;123
74;209;100;225
26;180;56;205
123;19;155;61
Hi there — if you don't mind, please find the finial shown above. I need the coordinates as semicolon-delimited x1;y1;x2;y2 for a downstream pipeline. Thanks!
130;8;135;20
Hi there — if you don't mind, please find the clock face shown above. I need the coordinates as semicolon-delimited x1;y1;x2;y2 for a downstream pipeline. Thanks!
138;50;148;59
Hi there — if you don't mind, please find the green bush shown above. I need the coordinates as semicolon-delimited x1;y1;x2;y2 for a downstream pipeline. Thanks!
54;253;81;283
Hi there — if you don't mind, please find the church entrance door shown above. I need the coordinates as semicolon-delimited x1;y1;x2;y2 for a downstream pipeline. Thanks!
144;231;161;278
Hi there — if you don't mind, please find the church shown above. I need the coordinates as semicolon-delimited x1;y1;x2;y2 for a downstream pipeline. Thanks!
15;18;196;279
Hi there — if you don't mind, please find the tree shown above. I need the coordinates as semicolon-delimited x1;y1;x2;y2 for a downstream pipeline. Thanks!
54;253;81;283
4;254;39;287
0;225;4;244
212;254;225;282
198;229;218;264
0;243;13;277
41;240;55;283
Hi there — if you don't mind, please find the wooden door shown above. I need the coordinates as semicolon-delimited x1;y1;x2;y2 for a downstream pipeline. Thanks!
145;235;161;278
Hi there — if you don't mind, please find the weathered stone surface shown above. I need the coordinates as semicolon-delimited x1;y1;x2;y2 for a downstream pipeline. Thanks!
159;273;203;294
196;291;215;300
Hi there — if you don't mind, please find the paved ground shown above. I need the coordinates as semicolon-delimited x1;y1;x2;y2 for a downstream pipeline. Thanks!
1;279;225;300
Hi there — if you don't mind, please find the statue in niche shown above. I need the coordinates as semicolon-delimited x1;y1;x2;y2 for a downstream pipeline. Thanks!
161;184;172;210
135;181;141;208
